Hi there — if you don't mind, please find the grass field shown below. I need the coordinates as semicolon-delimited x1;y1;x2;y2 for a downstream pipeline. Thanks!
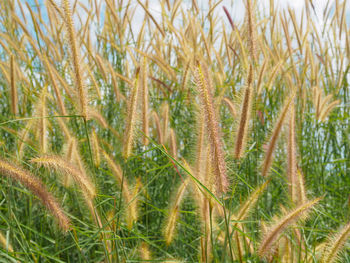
0;0;349;262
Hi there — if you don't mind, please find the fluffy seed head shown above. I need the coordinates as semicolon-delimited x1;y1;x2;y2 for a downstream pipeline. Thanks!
192;59;228;193
259;198;320;257
31;155;96;198
0;159;70;231
234;64;253;159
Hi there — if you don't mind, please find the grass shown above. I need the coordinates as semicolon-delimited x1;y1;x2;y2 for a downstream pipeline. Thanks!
0;0;349;262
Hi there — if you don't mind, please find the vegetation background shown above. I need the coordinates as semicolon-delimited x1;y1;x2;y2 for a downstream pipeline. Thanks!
0;0;349;262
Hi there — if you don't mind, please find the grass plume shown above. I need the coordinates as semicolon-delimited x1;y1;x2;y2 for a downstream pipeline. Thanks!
123;71;140;159
258;198;320;257
234;64;253;159
31;155;96;198
0;159;70;231
62;0;87;120
262;94;294;177
192;59;228;193
163;178;190;245
322;222;350;263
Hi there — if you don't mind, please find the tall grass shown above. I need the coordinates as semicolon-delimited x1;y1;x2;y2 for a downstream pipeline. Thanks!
0;0;349;262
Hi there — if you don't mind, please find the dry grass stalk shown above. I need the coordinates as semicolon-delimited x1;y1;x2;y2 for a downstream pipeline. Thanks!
141;56;149;145
38;87;47;154
192;59;228;193
10;55;17;115
234;64;253;159
0;159;70;231
287;103;298;204
63;138;75;187
279;236;292;263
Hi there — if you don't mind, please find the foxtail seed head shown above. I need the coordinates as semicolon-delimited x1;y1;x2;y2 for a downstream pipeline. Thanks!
62;0;87;120
0;159;70;231
234;64;253;159
192;59;228;193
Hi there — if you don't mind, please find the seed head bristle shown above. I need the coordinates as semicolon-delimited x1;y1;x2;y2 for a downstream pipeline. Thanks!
10;55;17;115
